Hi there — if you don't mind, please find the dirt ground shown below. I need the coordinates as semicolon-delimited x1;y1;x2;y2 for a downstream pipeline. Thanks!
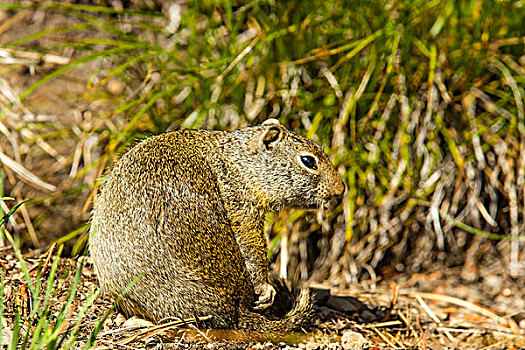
2;245;524;349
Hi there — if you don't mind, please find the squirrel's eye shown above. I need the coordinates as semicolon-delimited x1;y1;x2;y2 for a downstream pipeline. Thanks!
300;155;317;170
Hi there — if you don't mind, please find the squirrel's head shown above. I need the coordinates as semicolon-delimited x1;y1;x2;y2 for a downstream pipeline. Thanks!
245;119;345;211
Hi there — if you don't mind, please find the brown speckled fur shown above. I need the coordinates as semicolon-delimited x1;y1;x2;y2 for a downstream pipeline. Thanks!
89;119;344;332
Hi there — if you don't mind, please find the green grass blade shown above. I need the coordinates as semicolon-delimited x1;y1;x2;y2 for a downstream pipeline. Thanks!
63;288;101;350
45;257;85;345
7;310;20;350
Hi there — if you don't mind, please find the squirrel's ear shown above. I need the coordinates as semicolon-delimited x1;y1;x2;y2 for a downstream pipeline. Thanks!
262;118;281;127
260;125;282;150
248;119;283;153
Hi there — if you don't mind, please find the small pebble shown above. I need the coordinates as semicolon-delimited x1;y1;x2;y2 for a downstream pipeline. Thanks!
483;275;503;296
107;78;125;96
502;288;512;297
103;318;113;331
305;342;320;350
341;330;368;350
114;313;126;326
123;316;154;328
1;327;13;346
145;337;158;347
460;267;478;282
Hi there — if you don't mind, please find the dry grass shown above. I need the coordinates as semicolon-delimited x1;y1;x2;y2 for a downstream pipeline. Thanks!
0;0;523;274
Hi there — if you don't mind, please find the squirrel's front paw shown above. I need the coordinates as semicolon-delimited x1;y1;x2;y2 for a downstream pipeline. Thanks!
252;283;276;311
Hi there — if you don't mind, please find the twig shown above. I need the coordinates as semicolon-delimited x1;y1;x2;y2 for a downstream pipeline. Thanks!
436;327;481;334
386;328;405;349
414;295;456;343
15;190;39;247
371;326;399;348
0;10;30;36
391;282;400;308
69;138;84;179
29;243;56;275
408;292;507;324
361;320;402;328
0;150;56;192
118;316;212;345
398;310;418;339
39;243;56;275
415;314;427;350
187;323;211;342
479;339;509;350
98;339;141;350
20;129;68;166
0;48;70;65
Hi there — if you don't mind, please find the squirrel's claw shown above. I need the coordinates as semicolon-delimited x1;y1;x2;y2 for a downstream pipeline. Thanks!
252;283;276;310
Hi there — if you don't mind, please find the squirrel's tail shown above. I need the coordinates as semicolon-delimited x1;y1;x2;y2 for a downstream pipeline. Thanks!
237;287;313;334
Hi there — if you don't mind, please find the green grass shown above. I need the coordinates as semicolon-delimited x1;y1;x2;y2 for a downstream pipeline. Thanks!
0;0;524;277
0;198;107;348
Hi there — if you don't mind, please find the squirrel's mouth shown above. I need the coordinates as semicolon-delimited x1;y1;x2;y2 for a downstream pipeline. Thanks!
290;193;342;211
299;195;341;211
321;196;342;211
292;199;322;211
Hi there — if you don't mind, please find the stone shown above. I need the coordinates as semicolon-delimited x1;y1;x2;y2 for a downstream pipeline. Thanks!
340;330;369;350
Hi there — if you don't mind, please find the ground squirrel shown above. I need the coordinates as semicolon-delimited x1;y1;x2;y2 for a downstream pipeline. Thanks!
89;119;345;332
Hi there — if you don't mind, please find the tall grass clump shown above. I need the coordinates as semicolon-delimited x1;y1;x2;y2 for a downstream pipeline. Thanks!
0;0;524;281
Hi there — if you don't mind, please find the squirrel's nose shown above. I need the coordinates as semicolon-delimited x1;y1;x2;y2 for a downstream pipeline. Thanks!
328;177;345;207
334;177;345;198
